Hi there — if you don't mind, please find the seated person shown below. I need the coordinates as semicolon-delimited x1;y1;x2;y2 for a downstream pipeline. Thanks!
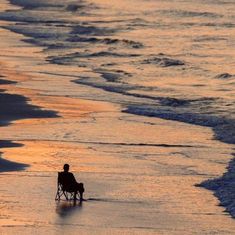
59;164;84;201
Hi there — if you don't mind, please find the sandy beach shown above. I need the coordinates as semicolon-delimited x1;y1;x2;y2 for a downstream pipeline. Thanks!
1;53;235;234
1;0;235;234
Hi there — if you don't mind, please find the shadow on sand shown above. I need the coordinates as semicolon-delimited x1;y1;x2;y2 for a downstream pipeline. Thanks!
0;77;59;173
0;153;29;172
0;140;29;172
0;89;59;126
56;201;83;218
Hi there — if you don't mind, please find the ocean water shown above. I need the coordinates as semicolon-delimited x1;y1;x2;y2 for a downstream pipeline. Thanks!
0;0;234;143
0;0;235;234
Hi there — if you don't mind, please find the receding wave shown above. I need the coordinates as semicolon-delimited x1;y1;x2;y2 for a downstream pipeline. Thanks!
48;51;140;65
142;56;185;67
159;9;223;18
9;0;63;9
193;36;227;42
68;36;143;48
197;153;235;218
214;73;235;79
124;105;235;145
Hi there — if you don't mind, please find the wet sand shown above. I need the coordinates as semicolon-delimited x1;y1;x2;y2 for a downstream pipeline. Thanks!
1;112;235;234
1;0;235;234
0;57;235;233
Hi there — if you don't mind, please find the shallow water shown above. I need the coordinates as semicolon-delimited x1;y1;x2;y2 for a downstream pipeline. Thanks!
0;0;235;234
1;0;234;143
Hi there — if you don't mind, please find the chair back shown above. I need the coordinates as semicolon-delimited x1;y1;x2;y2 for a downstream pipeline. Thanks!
58;172;71;191
58;172;65;189
55;172;69;200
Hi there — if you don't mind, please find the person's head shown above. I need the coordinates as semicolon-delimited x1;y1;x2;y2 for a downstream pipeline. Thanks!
63;164;70;172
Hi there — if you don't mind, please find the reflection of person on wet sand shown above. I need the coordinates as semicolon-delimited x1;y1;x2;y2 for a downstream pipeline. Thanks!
59;164;85;201
56;200;83;218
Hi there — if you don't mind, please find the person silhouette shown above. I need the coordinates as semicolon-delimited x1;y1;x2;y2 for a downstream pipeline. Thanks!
59;164;84;201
